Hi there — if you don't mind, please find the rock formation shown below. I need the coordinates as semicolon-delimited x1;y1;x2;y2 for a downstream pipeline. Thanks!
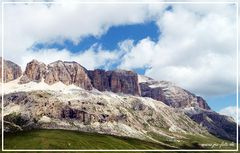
0;57;22;82
184;108;238;142
196;96;211;110
20;60;140;94
20;60;92;90
44;61;92;90
89;69;140;95
139;75;210;110
88;69;110;91
20;59;46;83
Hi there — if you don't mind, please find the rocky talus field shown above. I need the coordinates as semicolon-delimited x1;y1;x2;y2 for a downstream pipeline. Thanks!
0;58;238;150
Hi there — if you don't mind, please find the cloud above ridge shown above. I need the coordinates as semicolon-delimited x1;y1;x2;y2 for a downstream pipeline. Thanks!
119;4;237;96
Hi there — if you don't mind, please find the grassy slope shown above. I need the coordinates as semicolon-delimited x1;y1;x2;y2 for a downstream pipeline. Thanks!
148;130;236;149
3;129;238;152
4;129;172;150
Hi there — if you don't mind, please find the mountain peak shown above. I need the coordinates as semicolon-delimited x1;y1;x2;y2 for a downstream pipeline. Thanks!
48;60;64;66
20;59;92;90
30;59;43;64
0;58;22;82
139;76;211;110
138;75;154;83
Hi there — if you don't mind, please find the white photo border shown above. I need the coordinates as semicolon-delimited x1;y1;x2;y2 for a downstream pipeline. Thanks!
1;1;239;152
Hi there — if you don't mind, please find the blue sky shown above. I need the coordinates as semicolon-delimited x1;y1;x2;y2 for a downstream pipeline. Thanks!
206;94;237;112
32;21;160;56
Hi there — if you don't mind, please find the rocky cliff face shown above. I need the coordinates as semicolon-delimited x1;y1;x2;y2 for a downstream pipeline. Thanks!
196;96;210;110
0;57;22;82
183;108;238;142
89;69;140;96
88;69;110;91
20;60;92;90
20;60;46;83
139;75;210;110
20;60;140;94
44;61;92;90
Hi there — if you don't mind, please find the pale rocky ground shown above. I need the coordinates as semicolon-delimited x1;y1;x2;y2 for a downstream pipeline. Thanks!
1;78;209;146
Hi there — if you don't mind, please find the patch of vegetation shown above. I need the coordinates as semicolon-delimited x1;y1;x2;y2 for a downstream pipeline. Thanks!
148;131;236;150
4;129;172;150
3;129;238;152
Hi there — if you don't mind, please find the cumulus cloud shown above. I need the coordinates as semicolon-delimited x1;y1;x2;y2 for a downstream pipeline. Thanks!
219;106;240;123
119;3;237;96
2;3;166;69
21;46;120;70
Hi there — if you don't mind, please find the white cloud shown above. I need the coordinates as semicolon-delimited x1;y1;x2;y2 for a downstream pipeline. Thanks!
119;38;155;69
119;3;237;96
20;46;120;70
2;3;166;69
219;106;240;123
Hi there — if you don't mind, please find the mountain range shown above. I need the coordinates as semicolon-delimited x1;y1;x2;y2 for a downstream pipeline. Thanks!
0;58;238;149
